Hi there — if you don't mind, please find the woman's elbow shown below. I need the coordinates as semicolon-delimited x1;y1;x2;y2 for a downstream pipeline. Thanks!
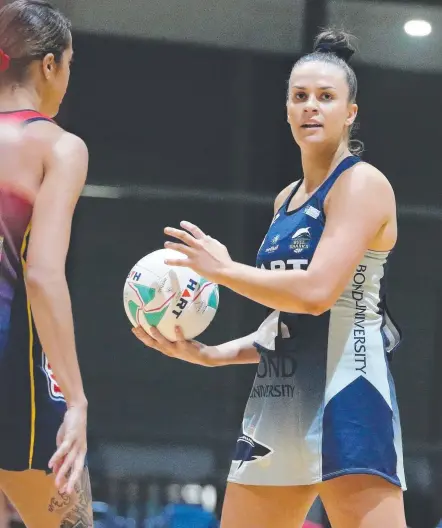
25;266;65;291
307;301;331;316
299;289;335;316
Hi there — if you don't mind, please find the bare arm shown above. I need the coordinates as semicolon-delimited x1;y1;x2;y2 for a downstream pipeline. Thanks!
25;130;88;407
132;325;260;366
202;331;260;366
217;164;395;314
165;164;396;315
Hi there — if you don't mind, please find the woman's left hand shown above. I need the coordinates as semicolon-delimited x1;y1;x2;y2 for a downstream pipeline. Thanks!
164;221;232;283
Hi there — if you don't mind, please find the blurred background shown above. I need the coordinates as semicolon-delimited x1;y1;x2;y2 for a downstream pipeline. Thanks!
3;0;442;526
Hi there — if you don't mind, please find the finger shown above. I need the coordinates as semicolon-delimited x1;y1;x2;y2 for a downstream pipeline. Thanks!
164;259;190;268
164;241;193;257
149;326;173;348
132;325;153;340
148;327;177;357
134;325;165;343
132;328;172;357
132;325;148;337
164;228;199;248
49;439;71;470
132;326;147;339
66;453;86;495
175;325;186;342
52;460;64;477
180;221;206;239
132;327;156;347
56;448;77;492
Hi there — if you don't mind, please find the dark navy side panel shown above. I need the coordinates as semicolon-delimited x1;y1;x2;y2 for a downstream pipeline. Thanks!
322;375;400;486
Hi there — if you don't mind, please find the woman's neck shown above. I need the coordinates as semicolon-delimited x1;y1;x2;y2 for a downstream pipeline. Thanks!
301;143;351;192
0;84;40;113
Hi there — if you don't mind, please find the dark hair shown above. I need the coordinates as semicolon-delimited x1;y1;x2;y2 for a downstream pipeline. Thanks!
290;29;363;156
0;0;71;84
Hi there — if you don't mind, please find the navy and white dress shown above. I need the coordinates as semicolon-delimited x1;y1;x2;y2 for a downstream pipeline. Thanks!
227;156;406;489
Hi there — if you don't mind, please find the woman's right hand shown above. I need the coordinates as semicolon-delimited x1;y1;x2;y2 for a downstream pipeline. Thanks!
131;325;218;366
49;403;88;494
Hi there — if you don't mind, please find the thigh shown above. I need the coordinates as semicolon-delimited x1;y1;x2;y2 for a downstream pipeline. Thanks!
221;482;318;528
319;474;406;528
0;468;93;528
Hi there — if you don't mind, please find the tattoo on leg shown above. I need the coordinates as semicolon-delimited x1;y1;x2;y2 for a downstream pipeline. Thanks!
58;468;93;528
48;467;75;513
48;491;71;513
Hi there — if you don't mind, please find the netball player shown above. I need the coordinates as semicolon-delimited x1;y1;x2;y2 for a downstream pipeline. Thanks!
133;30;407;528
0;1;92;526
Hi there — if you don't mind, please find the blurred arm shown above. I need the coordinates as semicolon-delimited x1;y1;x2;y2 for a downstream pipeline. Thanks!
25;129;89;408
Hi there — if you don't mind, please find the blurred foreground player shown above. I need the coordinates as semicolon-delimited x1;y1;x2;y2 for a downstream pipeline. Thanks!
0;1;92;526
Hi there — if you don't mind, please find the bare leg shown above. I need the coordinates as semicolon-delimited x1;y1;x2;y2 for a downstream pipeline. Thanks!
221;482;319;528
319;474;406;528
0;467;93;528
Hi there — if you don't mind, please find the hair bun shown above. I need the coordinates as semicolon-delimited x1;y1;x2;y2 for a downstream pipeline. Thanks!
313;29;356;63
